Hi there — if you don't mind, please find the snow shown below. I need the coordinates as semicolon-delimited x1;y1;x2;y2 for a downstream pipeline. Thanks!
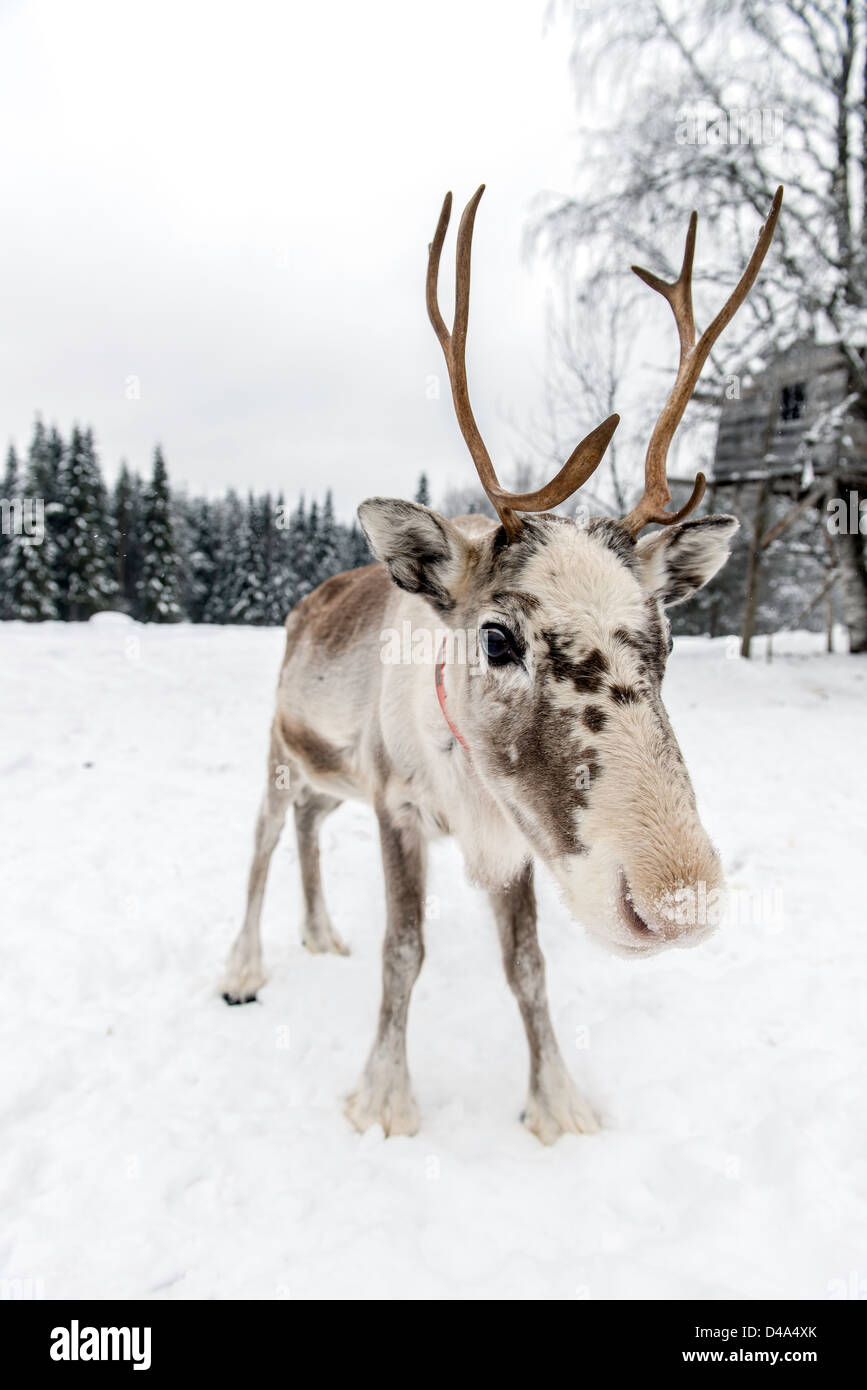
1;618;865;1300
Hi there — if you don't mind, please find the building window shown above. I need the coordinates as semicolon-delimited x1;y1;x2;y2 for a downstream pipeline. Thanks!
780;381;806;422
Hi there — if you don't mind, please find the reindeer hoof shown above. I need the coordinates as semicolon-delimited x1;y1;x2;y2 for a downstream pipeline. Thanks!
521;1068;599;1144
302;930;350;957
301;914;350;955
219;958;267;1005
344;1078;420;1137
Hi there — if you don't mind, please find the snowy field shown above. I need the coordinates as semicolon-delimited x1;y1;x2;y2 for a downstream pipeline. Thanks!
1;615;865;1301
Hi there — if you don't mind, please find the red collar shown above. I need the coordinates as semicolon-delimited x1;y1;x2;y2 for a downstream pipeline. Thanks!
434;641;471;753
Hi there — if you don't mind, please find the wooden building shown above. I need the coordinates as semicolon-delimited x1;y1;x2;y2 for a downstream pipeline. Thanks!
713;340;867;488
706;340;867;654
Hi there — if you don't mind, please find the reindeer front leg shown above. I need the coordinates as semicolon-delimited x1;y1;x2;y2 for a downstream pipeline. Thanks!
221;727;301;1004
345;804;426;1137
491;862;598;1144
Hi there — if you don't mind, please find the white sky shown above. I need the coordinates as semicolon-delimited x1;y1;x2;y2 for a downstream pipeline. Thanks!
0;0;586;517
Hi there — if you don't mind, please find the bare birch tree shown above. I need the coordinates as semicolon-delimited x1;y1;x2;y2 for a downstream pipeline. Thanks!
535;0;867;648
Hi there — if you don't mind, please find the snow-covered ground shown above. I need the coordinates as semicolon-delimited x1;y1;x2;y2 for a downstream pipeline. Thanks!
1;616;865;1300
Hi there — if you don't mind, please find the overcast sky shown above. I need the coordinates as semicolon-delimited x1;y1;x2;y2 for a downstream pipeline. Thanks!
0;0;590;517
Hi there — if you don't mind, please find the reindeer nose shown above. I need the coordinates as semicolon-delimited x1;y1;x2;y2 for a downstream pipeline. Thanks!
617;874;662;938
618;871;720;945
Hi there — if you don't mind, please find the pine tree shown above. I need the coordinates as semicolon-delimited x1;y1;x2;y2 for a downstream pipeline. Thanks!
169;488;197;621
27;418;64;505
113;464;146;616
229;493;269;624
342;520;372;572
39;425;67;604
44;426;65;504
182;496;222;623
1;443;19;499
258;492;276;615
0;445;20;618
312;490;341;589
138;446;181;622
414;472;431;506
56;426;117;620
4;534;59;619
284;496;314;605
265;492;295;623
307;498;320;574
203;491;244;623
4;452;59;620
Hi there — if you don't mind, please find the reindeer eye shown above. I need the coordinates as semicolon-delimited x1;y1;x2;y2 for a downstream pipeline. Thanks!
481;623;519;667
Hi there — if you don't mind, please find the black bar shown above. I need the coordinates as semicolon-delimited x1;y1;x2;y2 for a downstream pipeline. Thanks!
1;1298;862;1375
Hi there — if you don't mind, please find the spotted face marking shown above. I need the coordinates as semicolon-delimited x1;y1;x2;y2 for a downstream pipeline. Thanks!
438;513;692;864
542;635;610;693
586;516;639;570
488;692;592;856
609;683;643;706
359;497;738;955
612;602;669;684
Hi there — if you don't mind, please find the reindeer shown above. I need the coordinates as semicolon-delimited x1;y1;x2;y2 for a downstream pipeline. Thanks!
221;183;782;1143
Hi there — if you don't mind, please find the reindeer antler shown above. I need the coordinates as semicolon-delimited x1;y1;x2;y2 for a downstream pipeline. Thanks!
622;186;784;537
427;185;620;542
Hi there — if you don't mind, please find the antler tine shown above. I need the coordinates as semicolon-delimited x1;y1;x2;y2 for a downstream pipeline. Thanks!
427;185;619;541
493;414;620;512
631;211;698;360
425;190;453;353
622;186;783;537
426;185;522;537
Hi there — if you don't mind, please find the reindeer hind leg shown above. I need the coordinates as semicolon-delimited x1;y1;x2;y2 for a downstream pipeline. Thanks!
294;787;348;955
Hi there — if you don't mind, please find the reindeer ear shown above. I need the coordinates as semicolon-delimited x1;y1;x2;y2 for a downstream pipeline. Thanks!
357;499;472;615
635;515;739;607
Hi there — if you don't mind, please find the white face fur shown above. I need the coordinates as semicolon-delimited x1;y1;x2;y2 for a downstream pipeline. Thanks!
360;500;739;955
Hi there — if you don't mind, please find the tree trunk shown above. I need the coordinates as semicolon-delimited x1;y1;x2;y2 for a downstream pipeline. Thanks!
835;484;867;652
740;480;770;659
